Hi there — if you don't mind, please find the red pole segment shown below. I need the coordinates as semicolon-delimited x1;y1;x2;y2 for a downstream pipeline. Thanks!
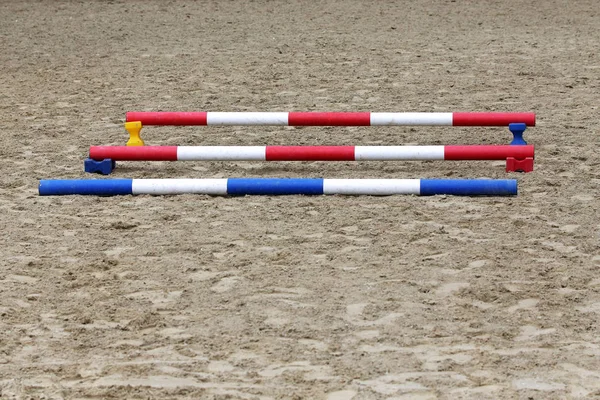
126;112;208;125
444;145;534;160
452;112;536;126
288;112;371;126
90;146;179;161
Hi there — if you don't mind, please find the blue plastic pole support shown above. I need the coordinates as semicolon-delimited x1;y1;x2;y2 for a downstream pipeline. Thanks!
84;158;116;175
509;123;527;145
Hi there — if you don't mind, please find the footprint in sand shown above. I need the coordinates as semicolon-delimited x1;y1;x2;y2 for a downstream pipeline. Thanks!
576;302;600;314
104;246;136;257
512;378;566;391
210;277;239;293
3;275;38;284
435;282;469;297
542;241;577;254
507;298;539;313
572;194;594;202
356;376;428;395
515;325;557;341
345;303;402;327
326;390;357;400
259;361;334;381
261;307;291;327
467;260;488;269
188;270;222;282
357;372;467;396
125;290;182;307
354;330;380;340
157;327;192;340
207;360;235;373
298;339;328;351
560;224;579;233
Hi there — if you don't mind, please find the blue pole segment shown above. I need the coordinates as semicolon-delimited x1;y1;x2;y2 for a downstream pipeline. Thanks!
420;179;517;196
38;179;133;196
227;178;324;195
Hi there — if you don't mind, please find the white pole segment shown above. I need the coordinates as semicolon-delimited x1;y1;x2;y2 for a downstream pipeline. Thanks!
132;179;228;195
370;113;453;126
323;179;421;195
354;146;445;160
177;146;266;161
206;112;289;125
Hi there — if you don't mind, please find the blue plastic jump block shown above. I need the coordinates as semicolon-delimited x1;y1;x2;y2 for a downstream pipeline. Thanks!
84;158;116;175
509;123;527;145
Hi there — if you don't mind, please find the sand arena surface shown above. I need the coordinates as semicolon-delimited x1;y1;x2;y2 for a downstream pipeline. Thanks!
1;0;599;398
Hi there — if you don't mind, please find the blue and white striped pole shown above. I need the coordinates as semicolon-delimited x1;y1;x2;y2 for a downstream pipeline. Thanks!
38;178;518;196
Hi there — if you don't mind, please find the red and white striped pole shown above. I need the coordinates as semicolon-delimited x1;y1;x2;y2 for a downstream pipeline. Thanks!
90;145;534;162
126;111;536;127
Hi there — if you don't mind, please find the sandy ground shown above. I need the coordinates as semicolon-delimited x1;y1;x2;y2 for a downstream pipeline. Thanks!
1;0;599;398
